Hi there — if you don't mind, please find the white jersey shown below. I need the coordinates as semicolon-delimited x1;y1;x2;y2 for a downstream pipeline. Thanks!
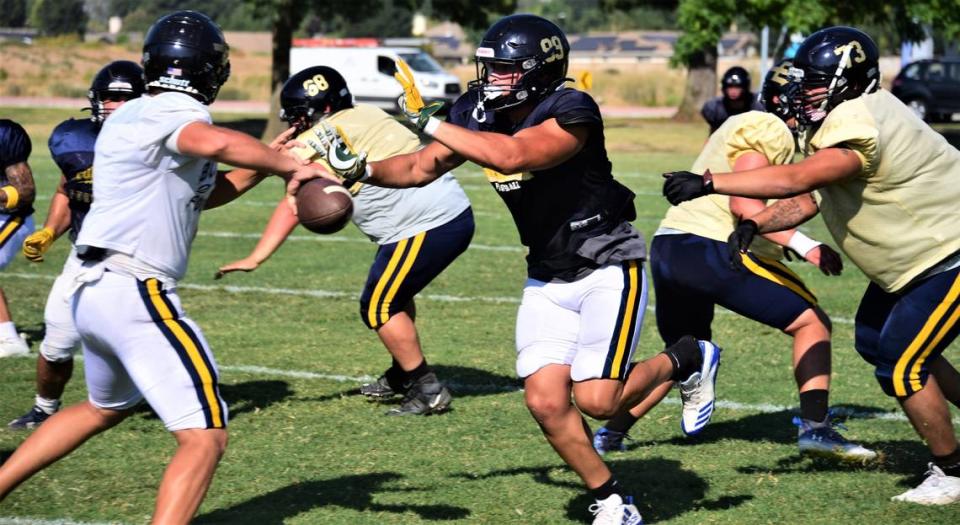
76;92;217;281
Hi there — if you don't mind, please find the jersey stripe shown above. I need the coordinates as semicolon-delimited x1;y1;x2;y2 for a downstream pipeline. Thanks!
893;272;960;396
137;278;224;428
0;215;24;250
367;237;410;328
739;253;817;305
379;231;426;325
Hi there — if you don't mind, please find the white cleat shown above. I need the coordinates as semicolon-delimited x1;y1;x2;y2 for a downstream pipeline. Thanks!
679;340;721;436
589;494;643;525
0;332;29;358
892;463;960;505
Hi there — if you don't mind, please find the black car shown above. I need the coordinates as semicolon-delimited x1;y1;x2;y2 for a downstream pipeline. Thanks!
892;58;960;122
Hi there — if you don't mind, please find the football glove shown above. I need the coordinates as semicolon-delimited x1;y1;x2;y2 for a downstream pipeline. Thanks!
306;122;369;183
22;227;55;263
662;169;715;205
810;244;844;276
394;58;444;133
726;219;759;271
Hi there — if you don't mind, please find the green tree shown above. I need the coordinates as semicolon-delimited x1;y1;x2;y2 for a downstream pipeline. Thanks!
0;0;27;27
31;0;87;37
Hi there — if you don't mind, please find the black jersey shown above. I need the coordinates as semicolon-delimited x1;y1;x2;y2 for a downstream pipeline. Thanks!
447;88;644;282
49;118;98;242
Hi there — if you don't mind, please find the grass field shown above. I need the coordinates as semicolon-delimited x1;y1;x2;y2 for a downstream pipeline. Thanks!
1;106;959;524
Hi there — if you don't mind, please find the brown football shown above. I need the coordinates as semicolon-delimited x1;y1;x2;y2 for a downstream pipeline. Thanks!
295;178;354;234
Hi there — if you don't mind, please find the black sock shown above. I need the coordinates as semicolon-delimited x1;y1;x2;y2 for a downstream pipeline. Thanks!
405;358;431;382
799;389;829;423
590;476;623;501
605;410;640;434
663;336;702;382
934;447;960;477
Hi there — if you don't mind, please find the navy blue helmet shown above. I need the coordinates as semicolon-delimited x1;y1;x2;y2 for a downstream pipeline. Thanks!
280;66;353;134
760;59;793;121
468;14;571;112
722;66;751;89
787;26;880;125
88;60;145;124
142;11;230;104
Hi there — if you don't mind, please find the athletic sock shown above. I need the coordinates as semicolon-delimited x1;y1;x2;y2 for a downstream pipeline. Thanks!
799;389;830;424
605;411;640;434
934;447;960;477
35;395;61;415
663;336;703;382
0;321;18;340
590;476;623;502
405;359;431;383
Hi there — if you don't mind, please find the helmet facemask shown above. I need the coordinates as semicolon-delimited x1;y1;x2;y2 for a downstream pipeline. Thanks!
279;105;317;135
88;88;139;124
788;43;880;127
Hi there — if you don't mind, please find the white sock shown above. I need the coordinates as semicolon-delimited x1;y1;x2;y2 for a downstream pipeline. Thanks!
35;395;61;415
0;321;18;339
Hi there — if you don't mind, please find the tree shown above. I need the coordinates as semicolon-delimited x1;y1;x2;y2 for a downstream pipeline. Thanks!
31;0;87;37
670;0;960;121
0;0;27;28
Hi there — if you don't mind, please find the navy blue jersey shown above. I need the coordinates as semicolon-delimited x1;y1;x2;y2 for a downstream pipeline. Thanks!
447;88;638;281
0;119;32;179
700;95;764;133
48;118;98;242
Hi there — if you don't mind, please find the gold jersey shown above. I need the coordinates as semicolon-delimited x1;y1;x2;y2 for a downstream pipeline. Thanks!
802;89;960;292
291;103;421;168
659;111;795;260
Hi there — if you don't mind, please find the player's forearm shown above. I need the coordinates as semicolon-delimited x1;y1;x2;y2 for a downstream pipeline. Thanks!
729;196;796;246
1;161;36;211
712;148;862;199
247;200;299;263
204;169;269;210
179;123;301;180
431;123;529;173
368;147;458;189
42;191;72;238
750;194;820;234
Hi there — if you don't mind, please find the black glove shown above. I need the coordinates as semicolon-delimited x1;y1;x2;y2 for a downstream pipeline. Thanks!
727;219;759;271
662;169;715;205
815;244;844;276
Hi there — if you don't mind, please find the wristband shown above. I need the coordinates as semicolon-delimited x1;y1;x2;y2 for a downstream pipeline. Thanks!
1;185;18;209
422;117;441;136
356;164;373;183
787;231;821;256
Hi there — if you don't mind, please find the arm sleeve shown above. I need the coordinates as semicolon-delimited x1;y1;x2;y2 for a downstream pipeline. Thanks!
810;101;879;175
724;112;795;168
0;120;32;168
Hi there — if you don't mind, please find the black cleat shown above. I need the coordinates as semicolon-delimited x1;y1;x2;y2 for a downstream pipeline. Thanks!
387;372;452;416
360;367;408;399
8;406;53;430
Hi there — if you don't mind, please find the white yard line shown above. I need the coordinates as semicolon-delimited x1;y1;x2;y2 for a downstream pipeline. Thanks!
195;230;522;252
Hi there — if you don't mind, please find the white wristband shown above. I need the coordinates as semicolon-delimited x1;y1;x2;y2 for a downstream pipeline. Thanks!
357;164;373;183
787;231;821;256
423;117;441;136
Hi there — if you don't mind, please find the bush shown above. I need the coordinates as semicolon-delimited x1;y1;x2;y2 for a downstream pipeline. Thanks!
31;0;87;37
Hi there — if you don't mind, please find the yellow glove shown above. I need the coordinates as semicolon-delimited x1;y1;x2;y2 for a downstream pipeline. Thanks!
394;59;444;133
23;227;55;263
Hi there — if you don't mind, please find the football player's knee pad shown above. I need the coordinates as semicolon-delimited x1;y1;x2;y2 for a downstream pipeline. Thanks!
39;339;78;362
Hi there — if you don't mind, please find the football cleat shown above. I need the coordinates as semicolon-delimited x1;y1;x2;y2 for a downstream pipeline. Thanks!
794;416;878;463
593;426;629;455
8;406;53;430
0;332;30;358
588;494;643;525
360;374;399;399
679;340;721;436
387;372;451;416
892;463;960;505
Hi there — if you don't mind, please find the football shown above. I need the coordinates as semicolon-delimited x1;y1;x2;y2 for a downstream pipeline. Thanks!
295;178;354;234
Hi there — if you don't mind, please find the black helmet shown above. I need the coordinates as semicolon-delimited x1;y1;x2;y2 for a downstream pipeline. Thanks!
722;66;751;89
467;14;570;112
88;60;145;124
760;59;793;121
142;11;230;104
787;26;880;125
280;66;353;133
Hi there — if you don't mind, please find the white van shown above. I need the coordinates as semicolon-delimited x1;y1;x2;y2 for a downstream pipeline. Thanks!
289;46;463;112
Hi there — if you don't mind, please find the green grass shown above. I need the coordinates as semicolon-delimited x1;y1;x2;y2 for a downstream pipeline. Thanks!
1;107;959;524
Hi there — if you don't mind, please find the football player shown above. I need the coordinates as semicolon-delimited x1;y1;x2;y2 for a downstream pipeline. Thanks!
664;26;960;504
0;11;327;521
594;60;877;464
8;60;145;430
0;119;36;358
701;66;764;133
311;14;719;524
216;64;474;416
